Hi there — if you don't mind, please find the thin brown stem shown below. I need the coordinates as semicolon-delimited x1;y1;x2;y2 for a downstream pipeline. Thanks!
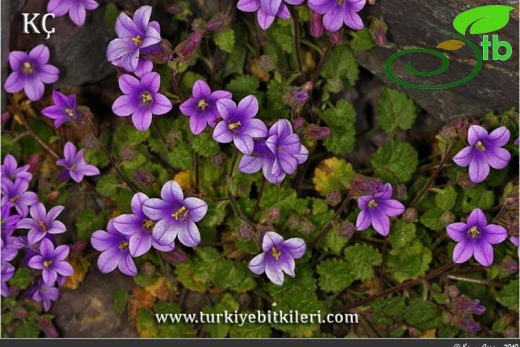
194;152;200;194
309;193;351;249
378;236;389;293
169;69;185;102
153;122;171;150
250;178;266;221
291;8;305;83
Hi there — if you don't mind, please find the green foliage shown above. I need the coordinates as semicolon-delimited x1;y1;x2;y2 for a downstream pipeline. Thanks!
386;240;432;283
104;3;119;34
226;75;260;100
350;28;376;52
155;302;196;337
496;279;519;311
420;208;446;231
377;87;418;133
75;209;109;241
344;244;382;281
321;45;359;88
371;140;419;184
202;294;240;338
460;185;495;213
317;259;355;292
113;289;129;319
214;29;236;53
434;186;458;211
320;100;357;155
268;21;294;54
8;268;32;290
405;299;440;329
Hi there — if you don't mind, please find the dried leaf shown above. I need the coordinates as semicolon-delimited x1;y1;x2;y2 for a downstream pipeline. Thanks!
128;286;156;324
174;170;194;191
63;257;91;290
436;40;465;51
144;277;174;301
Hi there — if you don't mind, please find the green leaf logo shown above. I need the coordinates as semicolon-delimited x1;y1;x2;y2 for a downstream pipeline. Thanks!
453;5;514;35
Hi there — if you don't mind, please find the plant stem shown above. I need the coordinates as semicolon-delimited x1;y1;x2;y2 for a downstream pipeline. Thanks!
250;178;266;221
291;8;305;83
210;47;220;88
169;69;185;102
153;122;171;150
410;142;458;208
88;121;138;193
378;236;389;293
310;42;332;87
309;193;351;249
333;262;455;313
194;152;200;193
227;148;240;178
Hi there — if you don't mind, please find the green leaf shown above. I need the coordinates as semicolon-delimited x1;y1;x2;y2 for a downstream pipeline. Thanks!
269;21;293;53
461;185;495;213
113;124;150;149
199;200;228;228
453;5;514;35
266;79;289;115
420;208;445;231
318;224;348;255
96;175;119;198
259;186;308;218
76;209;108;241
136;309;157;337
371;296;406;324
434;186;458;211
321;45;359;88
371;140;418;184
203;294;240;338
496;279;519;311
113;289;129;319
388;221;416;249
104;3;119;34
226;75;260;100
167;141;193;170
8;268;32;290
15;319;40;338
191;247;221;284
386;241;432;282
350;28;376;52
376;86;418;133
155;302;196;337
313;157;355;196
405;299;439;327
174;262;208;292
229;311;272;338
344;244;382;281
320;100;357;155
191;132;221;158
214;29;235;53
317;258;355;293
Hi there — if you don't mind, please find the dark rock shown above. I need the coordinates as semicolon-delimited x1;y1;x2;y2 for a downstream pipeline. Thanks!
357;0;519;121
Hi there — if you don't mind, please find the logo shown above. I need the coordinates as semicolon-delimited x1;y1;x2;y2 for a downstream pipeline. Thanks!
385;5;514;89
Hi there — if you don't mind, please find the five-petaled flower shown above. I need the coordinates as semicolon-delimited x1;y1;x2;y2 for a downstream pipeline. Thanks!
2;154;32;184
17;203;67;245
308;0;366;32
1;179;38;218
42;91;78;128
28;238;73;286
179;80;232;135
248;231;306;285
26;279;60;312
47;0;99;26
106;5;162;72
56;142;100;183
447;208;507;267
355;183;405;236
142;180;208;248
91;220;137;276
112;72;172;131
112;192;175;257
4;44;59;102
453;125;511;184
213;95;268;155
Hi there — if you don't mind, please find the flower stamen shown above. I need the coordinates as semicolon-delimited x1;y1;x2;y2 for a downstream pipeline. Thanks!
368;199;378;207
23;61;34;74
475;141;486;151
43;260;53;268
131;35;143;45
271;246;281;260
9;195;19;202
118;241;129;250
197;99;208;110
228;121;241;131
467;226;481;239
65;108;75;118
143;219;156;232
171;206;189;220
39;221;48;233
141;92;153;103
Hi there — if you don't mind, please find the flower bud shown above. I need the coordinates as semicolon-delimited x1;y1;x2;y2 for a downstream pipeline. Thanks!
37;316;59;338
310;12;324;38
27;154;40;175
440;125;459;143
283;88;308;109
143;39;174;64
69;240;87;256
177;31;204;61
368;0;376;4
329;31;342;45
12;307;29;319
236;223;254;240
292;117;306;131
140;262;156;276
441;211;456;226
1;111;10;127
445;285;460;299
82;134;100;150
304;124;332;141
402;208;418;223
370;17;387;47
300;220;315;234
45;191;61;204
206;14;229;33
75;105;93;127
266;207;281;223
120;147;136;161
326;191;342;207
394;184;407;201
337;221;355;239
350;175;382;196
132;169;155;187
452;118;469;139
286;215;300;229
161;249;188;264
257;55;277;73
211;152;227;167
166;4;184;15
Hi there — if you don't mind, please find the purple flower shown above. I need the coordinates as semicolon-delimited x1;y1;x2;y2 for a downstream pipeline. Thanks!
47;0;99;26
248;231;306;285
142;180;208;248
2;154;32;184
511;236;519;247
453;125;511;184
213;96;268;155
3;44;59;102
308;0;366;32
27;279;60;312
239;139;279;182
447;208;507;267
355;183;405;236
237;0;292;30
41;91;77;128
28;238;73;286
56;142;100;183
112;72;172;131
1;203;21;238
1;238;18;264
90;220;137;276
112;192;175;257
1;179;38;217
179;80;232;135
106;6;161;72
1;262;15;297
17;203;66;244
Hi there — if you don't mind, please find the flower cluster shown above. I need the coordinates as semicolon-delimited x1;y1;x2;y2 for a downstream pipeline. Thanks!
1;155;73;311
91;180;207;276
107;6;172;131
237;0;304;30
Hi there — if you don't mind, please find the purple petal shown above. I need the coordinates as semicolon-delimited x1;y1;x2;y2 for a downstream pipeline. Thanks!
29;44;50;64
118;254;137;276
243;119;268;138
39;238;54;257
4;71;25;93
452;240;474;264
69;2;87;26
53;245;70;260
234;135;255;155
282;238;306;259
482;224;507;245
468;152;489;183
184;197;208;222
452;146;473;167
129;233;152;257
485;147;511;170
486;126;510;147
262;232;284;252
106;39;136;62
265;262;284;285
161;180;184;202
28;255;44;270
467;208;487;229
323;6;344;32
473;241;493;266
189;115;207;135
47;205;65;221
238;155;263;174
141;72;160;94
216;99;237;121
192;80;211;99
91;230;116;252
115;12;139;38
370;209;390;236
63;142;77;161
118;74;141;95
133;5;152;31
257;8;276;30
24;79;45;102
379;199;405;217
8;51;28;70
54;261;73;276
152;219;178;246
261;0;282;16
42;268;57;286
179;98;198;116
238;0;260;12
308;0;335;14
142;198;170;220
343;8;364;30
132;109;153;131
112;95;136;116
78;164;100;177
356;210;372;231
248;253;266;274
467;125;488;146
38;64;60;84
446;222;468;242
237;95;259;120
131;192;148;216
210;90;232;101
177;220;201;247
151;93;173;115
213;121;233;143
276;3;291;19
113;214;143;235
97;248;120;273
